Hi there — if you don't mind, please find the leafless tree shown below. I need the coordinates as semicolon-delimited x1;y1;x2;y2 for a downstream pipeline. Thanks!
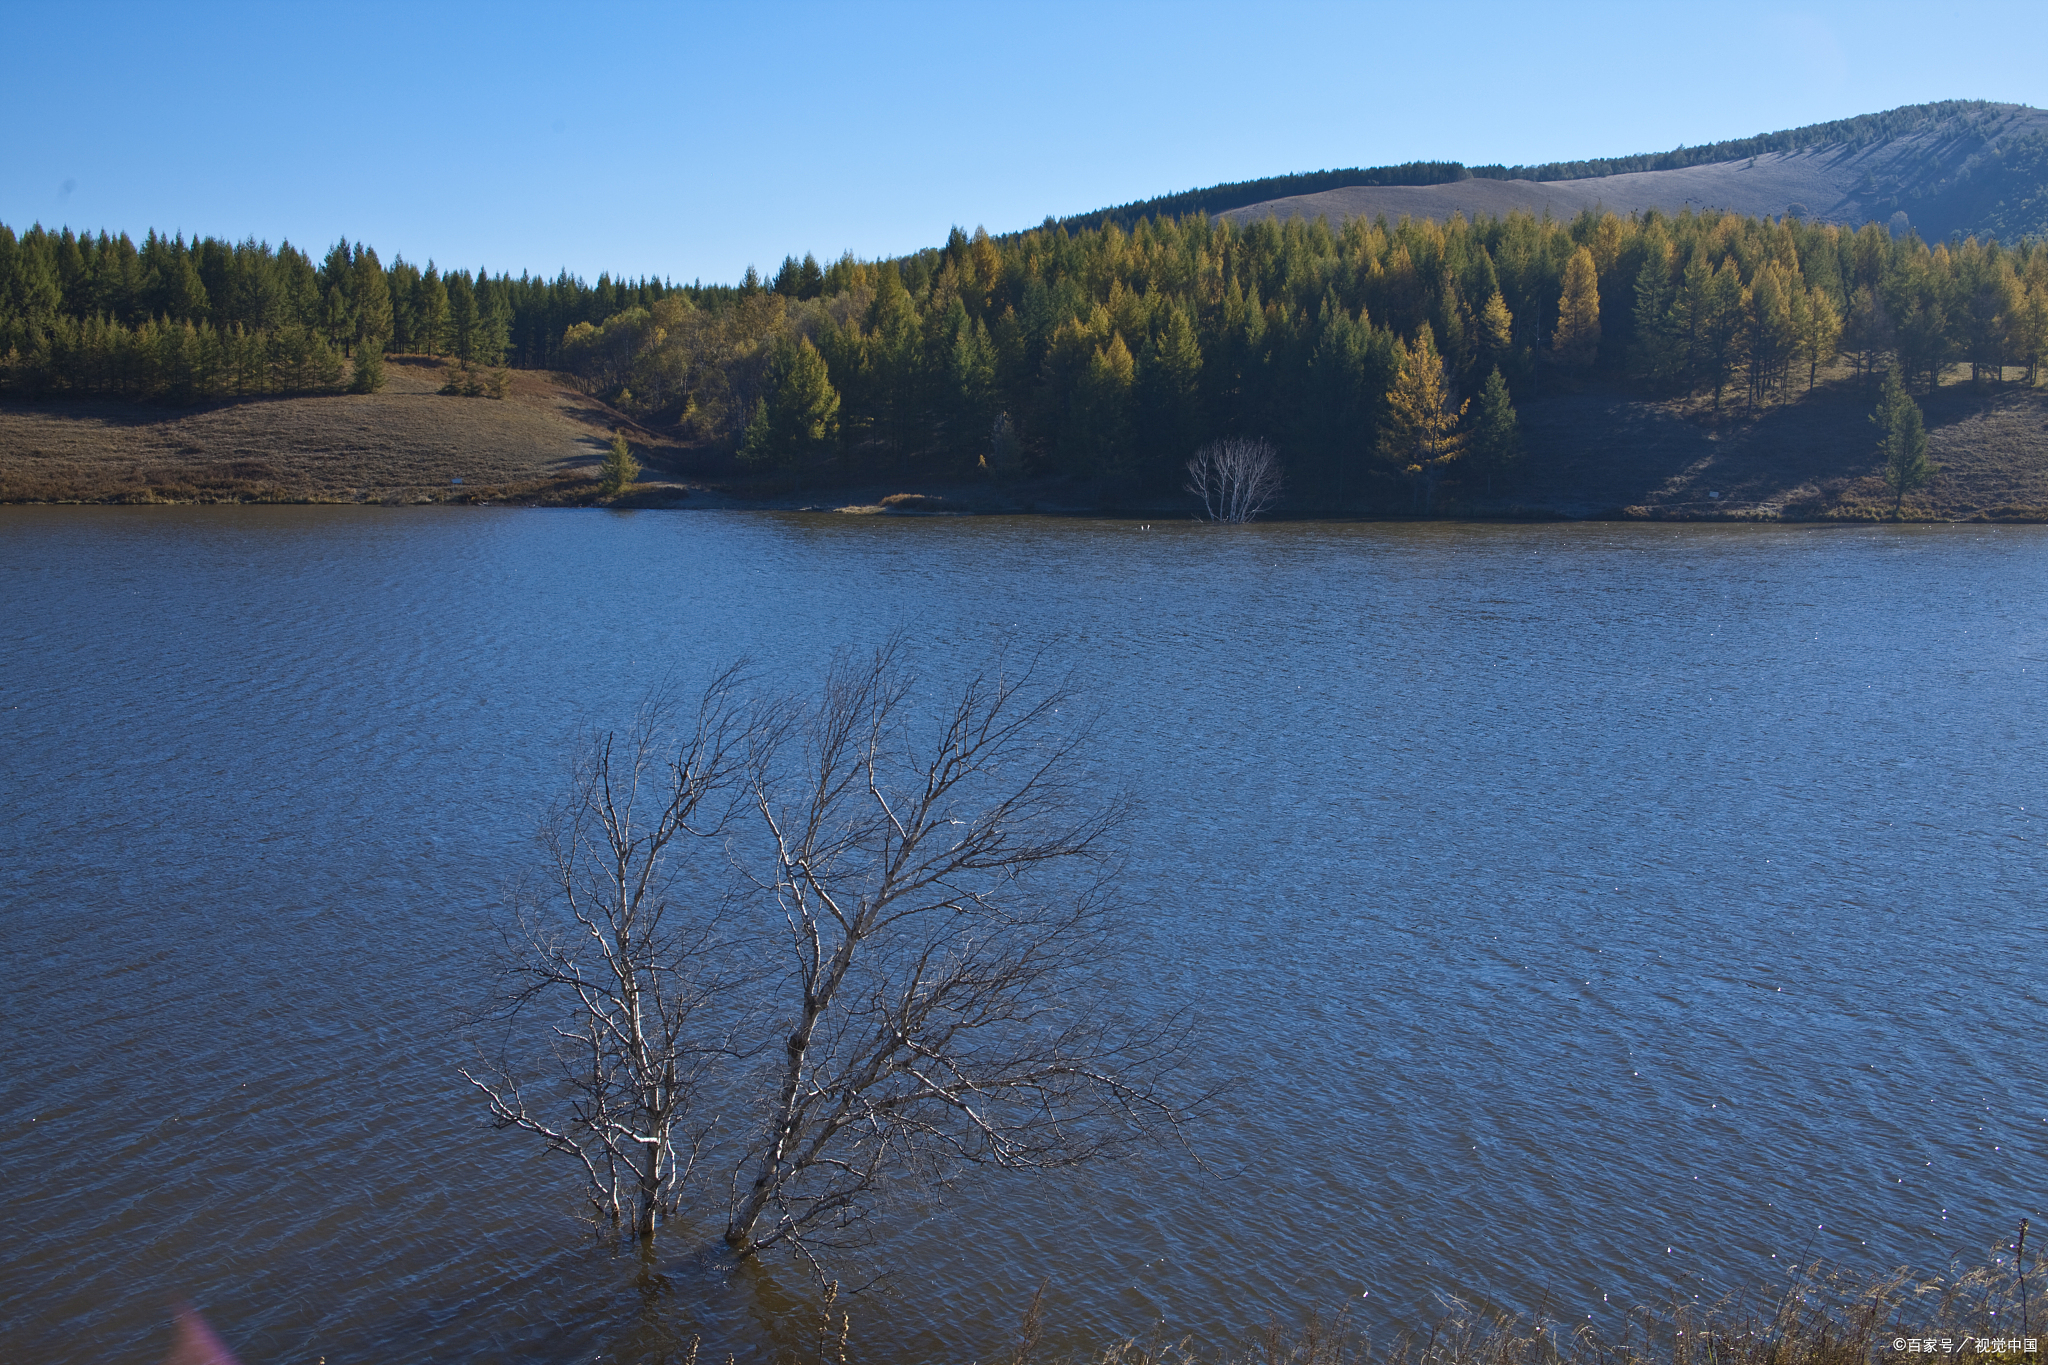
460;669;751;1240
466;646;1198;1270
1185;437;1283;523
720;641;1189;1264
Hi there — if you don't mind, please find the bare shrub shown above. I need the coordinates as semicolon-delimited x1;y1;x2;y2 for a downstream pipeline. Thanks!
1186;437;1283;523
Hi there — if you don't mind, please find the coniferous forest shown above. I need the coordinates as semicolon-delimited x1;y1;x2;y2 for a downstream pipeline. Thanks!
4;206;2048;510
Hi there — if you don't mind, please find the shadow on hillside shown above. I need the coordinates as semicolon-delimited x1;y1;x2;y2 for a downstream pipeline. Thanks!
1513;380;1888;514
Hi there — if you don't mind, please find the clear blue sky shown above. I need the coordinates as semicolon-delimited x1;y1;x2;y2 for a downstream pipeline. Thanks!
3;0;2044;284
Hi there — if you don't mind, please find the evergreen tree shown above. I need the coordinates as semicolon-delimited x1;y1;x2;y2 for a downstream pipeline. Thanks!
1552;246;1600;369
1078;331;1136;473
475;280;511;367
446;271;477;364
1466;366;1519;497
351;337;386;392
598;430;641;495
1477;289;1514;365
1629;246;1674;386
1874;363;1933;515
739;335;840;471
1800;286;1842;391
418;264;450;357
354;245;392;351
1380;322;1466;511
796;253;825;301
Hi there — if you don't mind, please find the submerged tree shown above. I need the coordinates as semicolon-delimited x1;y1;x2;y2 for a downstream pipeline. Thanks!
461;674;751;1238
720;642;1190;1264
1874;363;1934;515
466;645;1197;1271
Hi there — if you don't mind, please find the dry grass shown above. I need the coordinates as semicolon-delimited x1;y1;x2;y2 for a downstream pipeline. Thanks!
1218;105;2048;239
0;356;689;506
1505;368;2048;523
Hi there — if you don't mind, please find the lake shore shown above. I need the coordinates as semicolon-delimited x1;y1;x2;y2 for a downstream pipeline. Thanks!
5;357;2047;521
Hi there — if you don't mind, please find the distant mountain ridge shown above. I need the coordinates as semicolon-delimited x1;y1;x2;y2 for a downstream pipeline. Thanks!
1060;101;2048;242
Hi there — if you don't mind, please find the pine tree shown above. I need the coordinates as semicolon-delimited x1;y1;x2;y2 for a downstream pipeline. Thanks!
796;252;825;301
1079;331;1136;473
1466;366;1519;498
446;271;477;365
418;264;449;358
739;335;840;471
1552;246;1600;369
1800;286;1842;391
1139;303;1204;478
1629;247;1673;387
1380;322;1466;512
351;337;386;392
1700;260;1747;412
1477;289;1514;364
1874;364;1933;516
598;430;640;495
473;276;511;367
354;245;392;352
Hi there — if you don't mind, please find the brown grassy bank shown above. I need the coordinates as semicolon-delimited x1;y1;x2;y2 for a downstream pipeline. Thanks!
0;356;692;507
1510;371;2048;524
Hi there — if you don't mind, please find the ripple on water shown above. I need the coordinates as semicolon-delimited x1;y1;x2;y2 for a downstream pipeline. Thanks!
1;509;2043;1362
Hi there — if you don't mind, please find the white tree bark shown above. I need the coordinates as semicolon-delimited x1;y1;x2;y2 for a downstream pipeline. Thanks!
1185;437;1283;522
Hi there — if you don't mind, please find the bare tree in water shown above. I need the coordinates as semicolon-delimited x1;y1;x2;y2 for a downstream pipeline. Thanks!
466;644;1198;1269
720;640;1193;1265
461;670;751;1240
1185;437;1283;523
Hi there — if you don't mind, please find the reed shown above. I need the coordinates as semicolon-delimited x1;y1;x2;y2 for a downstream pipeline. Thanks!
1018;1224;2039;1365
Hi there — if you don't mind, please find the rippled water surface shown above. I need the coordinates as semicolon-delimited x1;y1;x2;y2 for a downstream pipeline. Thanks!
3;507;2045;1364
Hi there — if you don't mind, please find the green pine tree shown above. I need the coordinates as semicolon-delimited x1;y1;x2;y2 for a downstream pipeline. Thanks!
598;430;641;495
1873;364;1933;516
1467;366;1520;497
351;339;386;392
739;335;840;471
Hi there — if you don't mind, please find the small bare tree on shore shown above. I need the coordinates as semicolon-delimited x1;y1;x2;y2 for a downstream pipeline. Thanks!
1185;437;1283;523
465;644;1199;1270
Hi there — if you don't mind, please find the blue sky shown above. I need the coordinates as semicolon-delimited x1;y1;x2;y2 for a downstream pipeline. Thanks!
3;0;2045;284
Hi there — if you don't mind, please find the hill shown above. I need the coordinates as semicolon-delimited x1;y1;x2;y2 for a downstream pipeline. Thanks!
1062;102;2048;241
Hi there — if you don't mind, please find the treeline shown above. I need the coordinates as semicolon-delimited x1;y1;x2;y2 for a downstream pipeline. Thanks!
561;207;2048;507
0;223;706;402
9;206;2048;509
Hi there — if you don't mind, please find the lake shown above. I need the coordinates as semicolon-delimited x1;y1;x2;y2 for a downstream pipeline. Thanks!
2;507;2043;1363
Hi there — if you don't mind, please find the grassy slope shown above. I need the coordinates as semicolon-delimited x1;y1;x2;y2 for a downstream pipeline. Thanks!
1510;369;2048;522
1220;105;2048;239
0;356;687;505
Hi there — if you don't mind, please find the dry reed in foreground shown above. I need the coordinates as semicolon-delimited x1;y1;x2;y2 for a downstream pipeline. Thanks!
998;1226;2041;1365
